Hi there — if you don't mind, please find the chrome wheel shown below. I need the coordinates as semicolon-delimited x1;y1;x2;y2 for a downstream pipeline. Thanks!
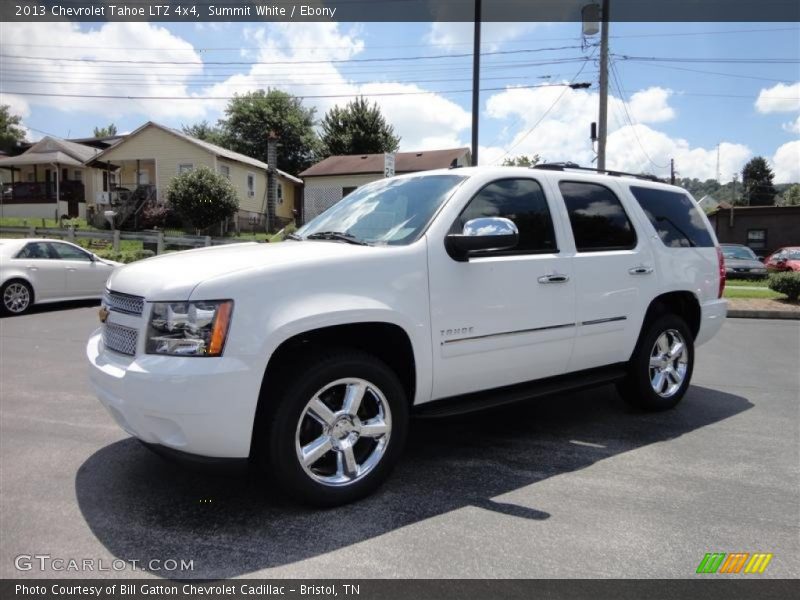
295;377;391;487
649;329;688;398
3;282;30;313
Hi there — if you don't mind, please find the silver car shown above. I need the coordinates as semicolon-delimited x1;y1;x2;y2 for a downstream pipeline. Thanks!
720;244;768;280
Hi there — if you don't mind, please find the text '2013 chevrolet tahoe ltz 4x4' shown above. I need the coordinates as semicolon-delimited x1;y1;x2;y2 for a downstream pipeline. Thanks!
87;166;727;506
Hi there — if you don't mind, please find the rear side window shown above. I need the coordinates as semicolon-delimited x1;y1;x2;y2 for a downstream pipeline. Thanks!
629;186;714;248
559;181;637;252
456;178;557;254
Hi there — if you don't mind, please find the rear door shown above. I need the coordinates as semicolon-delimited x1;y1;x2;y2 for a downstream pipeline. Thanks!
554;179;659;372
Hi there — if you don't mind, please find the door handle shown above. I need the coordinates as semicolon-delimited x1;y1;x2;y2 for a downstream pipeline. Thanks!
628;266;653;275
538;273;570;284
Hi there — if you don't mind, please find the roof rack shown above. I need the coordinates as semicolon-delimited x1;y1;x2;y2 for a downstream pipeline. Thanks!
531;162;661;182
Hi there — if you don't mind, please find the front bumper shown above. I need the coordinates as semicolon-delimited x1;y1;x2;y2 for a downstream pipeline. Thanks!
695;298;727;347
87;329;261;458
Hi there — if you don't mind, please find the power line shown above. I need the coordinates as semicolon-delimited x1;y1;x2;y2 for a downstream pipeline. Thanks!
490;54;596;165
2;81;591;102
609;61;669;170
614;54;800;64
0;45;586;66
619;61;796;84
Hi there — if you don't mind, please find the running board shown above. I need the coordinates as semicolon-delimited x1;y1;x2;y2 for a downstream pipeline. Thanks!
414;363;628;419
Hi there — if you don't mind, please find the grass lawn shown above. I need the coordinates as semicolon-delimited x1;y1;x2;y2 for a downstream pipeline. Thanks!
0;216;92;229
724;287;785;300
726;278;771;288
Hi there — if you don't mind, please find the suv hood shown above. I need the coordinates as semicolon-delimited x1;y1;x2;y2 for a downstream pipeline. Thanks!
106;240;371;300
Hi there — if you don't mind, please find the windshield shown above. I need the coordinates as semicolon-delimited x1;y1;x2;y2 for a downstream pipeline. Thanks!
778;249;800;260
296;174;467;245
722;246;758;260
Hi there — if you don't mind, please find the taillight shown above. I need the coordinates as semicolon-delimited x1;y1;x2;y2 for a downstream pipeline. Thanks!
716;246;726;298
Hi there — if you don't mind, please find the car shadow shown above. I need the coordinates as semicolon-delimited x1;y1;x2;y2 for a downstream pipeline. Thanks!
75;384;751;579
0;298;100;317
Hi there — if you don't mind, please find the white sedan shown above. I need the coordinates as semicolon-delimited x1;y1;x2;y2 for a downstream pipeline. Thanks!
0;238;122;315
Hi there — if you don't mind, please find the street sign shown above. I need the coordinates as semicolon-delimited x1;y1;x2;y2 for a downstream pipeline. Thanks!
384;153;396;178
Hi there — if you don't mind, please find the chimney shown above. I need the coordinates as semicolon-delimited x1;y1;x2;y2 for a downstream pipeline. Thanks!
266;131;278;232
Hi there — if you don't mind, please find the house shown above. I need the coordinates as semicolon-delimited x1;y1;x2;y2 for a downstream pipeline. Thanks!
299;147;471;221
0;122;303;231
92;122;303;231
707;205;800;255
0;136;117;220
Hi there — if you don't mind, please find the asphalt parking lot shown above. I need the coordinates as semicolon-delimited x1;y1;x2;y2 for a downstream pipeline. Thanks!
0;304;798;579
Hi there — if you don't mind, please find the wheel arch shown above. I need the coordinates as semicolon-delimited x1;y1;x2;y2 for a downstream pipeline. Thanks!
629;291;701;361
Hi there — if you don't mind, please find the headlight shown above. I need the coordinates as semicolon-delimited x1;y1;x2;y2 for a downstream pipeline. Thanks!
146;300;233;356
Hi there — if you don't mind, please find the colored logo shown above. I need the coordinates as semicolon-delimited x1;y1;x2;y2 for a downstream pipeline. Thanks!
696;552;773;574
98;307;109;323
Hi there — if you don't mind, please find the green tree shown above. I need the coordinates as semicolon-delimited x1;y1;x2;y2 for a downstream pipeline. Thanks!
182;120;225;146
167;166;239;232
0;105;26;153
221;89;318;175
93;123;118;137
777;184;800;206
501;154;542;167
742;156;778;206
320;97;400;157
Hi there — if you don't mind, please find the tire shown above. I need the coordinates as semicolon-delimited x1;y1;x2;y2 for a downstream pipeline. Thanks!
616;313;694;411
263;349;408;507
1;280;33;316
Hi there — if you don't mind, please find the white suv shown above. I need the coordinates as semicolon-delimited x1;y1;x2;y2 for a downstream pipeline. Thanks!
87;165;727;506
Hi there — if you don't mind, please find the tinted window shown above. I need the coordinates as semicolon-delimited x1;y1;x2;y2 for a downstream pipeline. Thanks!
17;242;53;259
630;186;714;248
51;243;92;261
456;178;557;254
560;181;637;252
722;246;757;260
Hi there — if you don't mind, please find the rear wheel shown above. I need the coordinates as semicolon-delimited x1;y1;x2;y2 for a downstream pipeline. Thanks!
263;349;408;506
2;280;33;315
617;314;694;411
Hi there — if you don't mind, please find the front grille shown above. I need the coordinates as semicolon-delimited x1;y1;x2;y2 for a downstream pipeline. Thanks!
103;322;139;356
104;290;144;316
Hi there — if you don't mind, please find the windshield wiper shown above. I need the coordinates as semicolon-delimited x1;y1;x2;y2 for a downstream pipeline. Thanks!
305;231;369;246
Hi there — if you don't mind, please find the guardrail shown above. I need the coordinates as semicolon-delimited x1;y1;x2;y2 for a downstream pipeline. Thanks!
0;226;251;254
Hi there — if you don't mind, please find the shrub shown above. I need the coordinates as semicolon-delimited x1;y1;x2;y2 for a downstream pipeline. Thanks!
96;249;156;264
768;272;800;302
167;166;239;232
139;204;179;230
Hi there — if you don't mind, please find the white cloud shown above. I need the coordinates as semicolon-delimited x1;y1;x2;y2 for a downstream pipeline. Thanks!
426;22;543;53
782;115;800;134
772;140;800;183
755;82;800;114
0;21;206;122
483;84;750;180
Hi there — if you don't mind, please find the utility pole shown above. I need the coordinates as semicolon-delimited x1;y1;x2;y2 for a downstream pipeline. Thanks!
670;158;675;185
597;0;610;171
471;0;482;166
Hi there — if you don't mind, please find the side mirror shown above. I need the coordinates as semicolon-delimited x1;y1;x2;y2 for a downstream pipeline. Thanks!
757;256;764;262
446;217;519;261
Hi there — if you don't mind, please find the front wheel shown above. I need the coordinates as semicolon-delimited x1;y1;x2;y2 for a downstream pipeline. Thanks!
617;314;694;411
264;350;408;507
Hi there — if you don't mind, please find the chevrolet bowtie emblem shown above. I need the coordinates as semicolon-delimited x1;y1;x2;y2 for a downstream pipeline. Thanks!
98;307;109;323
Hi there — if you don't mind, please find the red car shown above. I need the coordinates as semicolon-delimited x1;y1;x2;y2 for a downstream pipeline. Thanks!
765;247;800;272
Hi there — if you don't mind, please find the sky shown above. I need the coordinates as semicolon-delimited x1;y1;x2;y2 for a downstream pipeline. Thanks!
1;20;799;183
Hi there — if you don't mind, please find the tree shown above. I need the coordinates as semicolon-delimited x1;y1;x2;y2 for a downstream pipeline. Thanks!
221;90;318;175
501;154;542;167
93;123;118;138
182;121;225;146
320;97;400;157
742;156;778;206
0;105;26;153
777;184;800;206
167;166;239;232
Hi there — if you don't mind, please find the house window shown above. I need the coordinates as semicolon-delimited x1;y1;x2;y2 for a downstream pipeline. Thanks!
747;229;767;250
246;173;256;197
342;186;357;197
177;163;194;174
218;164;230;179
73;170;82;182
27;173;35;182
277;183;284;204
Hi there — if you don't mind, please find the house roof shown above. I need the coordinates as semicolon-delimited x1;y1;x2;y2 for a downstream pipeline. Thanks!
94;121;302;184
299;147;471;178
0;136;101;168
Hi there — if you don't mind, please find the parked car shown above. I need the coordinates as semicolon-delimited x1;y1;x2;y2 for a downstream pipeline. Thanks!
0;238;121;315
720;244;768;280
87;166;727;506
765;247;800;272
